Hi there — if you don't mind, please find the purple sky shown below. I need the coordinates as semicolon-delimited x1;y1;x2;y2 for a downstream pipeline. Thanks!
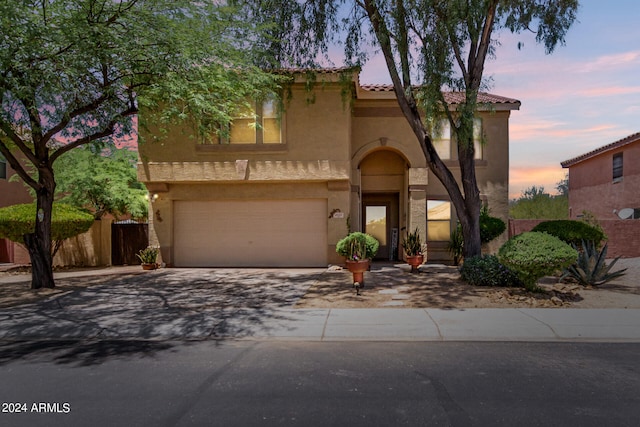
357;1;640;199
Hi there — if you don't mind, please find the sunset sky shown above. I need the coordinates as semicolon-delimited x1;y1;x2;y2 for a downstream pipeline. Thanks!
358;1;640;199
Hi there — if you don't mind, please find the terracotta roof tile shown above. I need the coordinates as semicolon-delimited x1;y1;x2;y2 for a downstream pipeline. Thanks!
359;84;520;104
277;66;359;74
561;132;640;167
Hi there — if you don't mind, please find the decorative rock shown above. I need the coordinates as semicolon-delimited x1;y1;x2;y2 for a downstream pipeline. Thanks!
551;296;563;306
378;289;399;295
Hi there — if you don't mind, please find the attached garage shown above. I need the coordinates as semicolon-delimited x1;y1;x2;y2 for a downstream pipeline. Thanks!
173;199;328;267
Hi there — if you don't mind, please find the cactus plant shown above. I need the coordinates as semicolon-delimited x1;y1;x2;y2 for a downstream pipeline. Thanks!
562;240;627;286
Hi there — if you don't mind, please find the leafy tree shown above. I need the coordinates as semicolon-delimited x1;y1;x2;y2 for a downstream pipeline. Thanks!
14;146;148;220
556;173;569;197
0;1;281;289
54;147;147;220
509;186;568;219
245;0;579;259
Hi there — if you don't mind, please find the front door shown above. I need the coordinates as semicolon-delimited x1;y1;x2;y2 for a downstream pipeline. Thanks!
362;193;399;260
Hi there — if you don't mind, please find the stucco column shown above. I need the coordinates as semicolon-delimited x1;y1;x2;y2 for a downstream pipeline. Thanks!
408;167;428;252
328;181;351;264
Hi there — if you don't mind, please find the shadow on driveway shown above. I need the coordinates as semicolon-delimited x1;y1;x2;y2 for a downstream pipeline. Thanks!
0;268;325;364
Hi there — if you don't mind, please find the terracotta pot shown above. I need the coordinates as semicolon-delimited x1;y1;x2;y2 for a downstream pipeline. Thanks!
141;263;157;270
345;259;370;286
406;255;424;273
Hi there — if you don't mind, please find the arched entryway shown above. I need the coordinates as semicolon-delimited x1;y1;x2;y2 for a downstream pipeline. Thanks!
359;149;408;260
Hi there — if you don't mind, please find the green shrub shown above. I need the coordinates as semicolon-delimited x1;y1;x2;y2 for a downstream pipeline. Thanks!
0;203;94;244
459;255;523;287
447;225;464;266
562;240;627;286
479;208;506;244
498;232;578;291
447;210;506;266
532;220;606;248
336;232;379;260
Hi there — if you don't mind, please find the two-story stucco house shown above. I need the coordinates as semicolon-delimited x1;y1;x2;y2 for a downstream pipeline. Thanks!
561;132;640;220
138;68;520;267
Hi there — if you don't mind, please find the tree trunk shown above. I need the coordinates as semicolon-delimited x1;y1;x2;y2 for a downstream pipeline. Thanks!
457;134;482;260
26;168;56;289
24;232;55;289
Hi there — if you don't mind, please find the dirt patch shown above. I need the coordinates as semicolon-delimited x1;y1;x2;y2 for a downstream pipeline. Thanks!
0;267;135;308
295;262;640;309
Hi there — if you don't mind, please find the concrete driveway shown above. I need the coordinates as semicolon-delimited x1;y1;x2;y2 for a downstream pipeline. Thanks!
0;268;326;340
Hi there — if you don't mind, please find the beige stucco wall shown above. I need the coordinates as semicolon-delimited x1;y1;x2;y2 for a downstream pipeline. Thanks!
53;219;112;267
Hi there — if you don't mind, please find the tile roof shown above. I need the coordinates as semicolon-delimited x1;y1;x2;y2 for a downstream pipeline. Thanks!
360;84;520;105
277;66;359;74
277;68;520;105
561;132;640;168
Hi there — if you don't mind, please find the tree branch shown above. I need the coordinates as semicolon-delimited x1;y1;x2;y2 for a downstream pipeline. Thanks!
51;103;137;163
0;131;39;190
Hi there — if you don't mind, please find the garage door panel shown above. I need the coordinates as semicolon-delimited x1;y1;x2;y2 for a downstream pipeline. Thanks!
174;200;327;267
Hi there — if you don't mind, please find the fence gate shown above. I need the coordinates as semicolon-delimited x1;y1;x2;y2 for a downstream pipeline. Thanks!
111;221;149;265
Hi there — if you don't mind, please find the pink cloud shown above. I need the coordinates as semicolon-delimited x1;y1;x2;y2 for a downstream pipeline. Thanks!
577;86;640;97
509;166;566;199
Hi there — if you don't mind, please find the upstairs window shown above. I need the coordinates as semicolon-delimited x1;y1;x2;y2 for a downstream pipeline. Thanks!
204;98;282;145
613;153;623;182
432;119;451;160
0;153;6;179
473;117;483;160
432;117;483;160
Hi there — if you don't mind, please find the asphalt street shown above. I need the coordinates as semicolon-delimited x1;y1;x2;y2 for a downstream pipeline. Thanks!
1;340;639;427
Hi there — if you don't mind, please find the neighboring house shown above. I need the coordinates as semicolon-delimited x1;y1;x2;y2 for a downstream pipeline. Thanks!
0;152;33;263
138;68;520;267
561;132;640;220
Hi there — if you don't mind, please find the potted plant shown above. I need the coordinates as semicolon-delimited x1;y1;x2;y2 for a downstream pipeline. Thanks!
402;228;426;273
136;246;159;270
336;232;379;285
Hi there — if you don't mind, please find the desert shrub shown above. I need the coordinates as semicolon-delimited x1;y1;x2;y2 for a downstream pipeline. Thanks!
532;220;605;248
447;226;464;266
459;255;523;287
479;207;506;243
562;240;627;286
336;232;379;260
498;232;578;291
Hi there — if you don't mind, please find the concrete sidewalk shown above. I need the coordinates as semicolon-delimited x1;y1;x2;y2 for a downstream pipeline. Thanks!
239;307;640;342
1;265;639;342
2;303;639;342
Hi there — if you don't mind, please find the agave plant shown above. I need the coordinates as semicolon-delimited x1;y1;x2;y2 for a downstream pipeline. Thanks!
562;240;627;287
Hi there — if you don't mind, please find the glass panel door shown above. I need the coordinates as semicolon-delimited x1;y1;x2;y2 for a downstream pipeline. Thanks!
365;206;387;246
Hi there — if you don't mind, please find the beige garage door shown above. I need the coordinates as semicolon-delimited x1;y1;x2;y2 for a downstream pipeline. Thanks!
173;199;327;267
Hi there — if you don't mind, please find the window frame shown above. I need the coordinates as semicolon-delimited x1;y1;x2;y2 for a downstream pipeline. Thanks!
0;153;6;180
426;200;452;242
201;97;283;147
613;153;623;183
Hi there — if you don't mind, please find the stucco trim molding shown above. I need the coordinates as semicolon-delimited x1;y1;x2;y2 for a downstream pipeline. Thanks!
137;160;350;183
352;137;413;168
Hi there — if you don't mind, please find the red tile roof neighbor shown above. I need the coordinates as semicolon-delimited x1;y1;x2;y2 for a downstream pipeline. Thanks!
561;132;640;168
